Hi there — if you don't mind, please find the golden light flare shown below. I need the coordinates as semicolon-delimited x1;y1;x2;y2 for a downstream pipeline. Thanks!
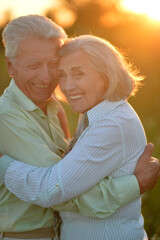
100;11;126;28
54;85;66;102
120;0;160;21
54;8;77;28
0;0;57;26
1;0;160;28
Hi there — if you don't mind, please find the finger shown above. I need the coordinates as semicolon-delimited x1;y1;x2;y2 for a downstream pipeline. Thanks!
150;157;160;164
142;143;154;159
150;160;160;170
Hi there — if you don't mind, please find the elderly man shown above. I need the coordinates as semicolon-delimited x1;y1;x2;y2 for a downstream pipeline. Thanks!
0;15;159;240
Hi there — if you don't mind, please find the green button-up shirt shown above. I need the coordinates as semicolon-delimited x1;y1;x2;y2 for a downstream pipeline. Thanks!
0;80;68;231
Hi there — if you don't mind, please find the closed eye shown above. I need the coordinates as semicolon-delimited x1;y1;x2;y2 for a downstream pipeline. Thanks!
58;71;67;79
49;61;58;68
27;64;40;70
72;67;84;77
73;70;84;76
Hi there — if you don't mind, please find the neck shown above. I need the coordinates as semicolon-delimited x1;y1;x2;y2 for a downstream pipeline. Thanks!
35;102;47;115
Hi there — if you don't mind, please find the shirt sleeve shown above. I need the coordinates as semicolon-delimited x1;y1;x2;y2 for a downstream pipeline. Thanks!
1;117;140;210
0;155;139;218
52;175;140;218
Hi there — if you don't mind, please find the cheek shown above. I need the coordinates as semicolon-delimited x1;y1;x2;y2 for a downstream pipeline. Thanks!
52;80;59;89
91;84;106;103
51;66;58;75
12;68;21;79
22;69;36;79
59;81;65;93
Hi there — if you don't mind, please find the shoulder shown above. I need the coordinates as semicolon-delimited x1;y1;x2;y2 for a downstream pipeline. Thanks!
86;100;143;141
0;93;31;124
99;101;140;127
0;94;14;115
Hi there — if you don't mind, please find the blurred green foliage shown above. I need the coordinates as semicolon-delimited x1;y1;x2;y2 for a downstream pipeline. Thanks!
0;1;160;238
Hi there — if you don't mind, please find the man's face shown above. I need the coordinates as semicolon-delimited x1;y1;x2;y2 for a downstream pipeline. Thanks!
7;38;61;109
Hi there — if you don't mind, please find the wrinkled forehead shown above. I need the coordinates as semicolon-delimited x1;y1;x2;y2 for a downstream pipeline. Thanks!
58;50;91;68
16;38;61;58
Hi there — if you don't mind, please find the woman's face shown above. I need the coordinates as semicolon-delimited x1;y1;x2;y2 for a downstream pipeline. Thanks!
58;50;108;113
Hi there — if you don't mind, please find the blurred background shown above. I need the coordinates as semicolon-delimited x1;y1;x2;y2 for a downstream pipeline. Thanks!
0;0;160;238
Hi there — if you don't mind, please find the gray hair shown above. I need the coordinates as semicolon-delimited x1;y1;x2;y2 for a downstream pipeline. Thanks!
59;35;144;101
2;14;67;62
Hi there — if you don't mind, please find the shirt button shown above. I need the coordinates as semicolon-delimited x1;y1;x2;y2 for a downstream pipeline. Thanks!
55;184;59;189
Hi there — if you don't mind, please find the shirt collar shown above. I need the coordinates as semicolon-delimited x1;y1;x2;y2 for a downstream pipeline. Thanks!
8;79;38;111
87;99;126;124
8;79;59;117
46;97;60;120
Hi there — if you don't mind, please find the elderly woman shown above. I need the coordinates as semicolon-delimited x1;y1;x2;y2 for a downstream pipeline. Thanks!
0;35;151;239
56;35;147;239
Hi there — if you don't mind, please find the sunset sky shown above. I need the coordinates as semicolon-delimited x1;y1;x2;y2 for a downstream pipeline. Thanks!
0;0;160;27
0;0;57;26
120;0;160;20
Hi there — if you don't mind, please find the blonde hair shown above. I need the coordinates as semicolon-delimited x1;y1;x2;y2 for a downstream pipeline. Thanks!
2;14;67;62
59;35;144;101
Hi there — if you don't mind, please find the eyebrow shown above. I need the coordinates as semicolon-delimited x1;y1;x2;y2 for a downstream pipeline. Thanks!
71;66;83;71
50;58;59;62
27;58;59;63
58;65;84;73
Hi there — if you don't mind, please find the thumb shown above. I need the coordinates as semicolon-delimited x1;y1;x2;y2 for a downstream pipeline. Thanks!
143;143;154;158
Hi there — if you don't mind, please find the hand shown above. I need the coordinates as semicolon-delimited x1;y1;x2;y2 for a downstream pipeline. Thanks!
134;143;160;194
0;153;3;158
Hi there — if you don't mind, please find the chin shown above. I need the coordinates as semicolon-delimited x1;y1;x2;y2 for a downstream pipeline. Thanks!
72;107;86;114
70;103;88;113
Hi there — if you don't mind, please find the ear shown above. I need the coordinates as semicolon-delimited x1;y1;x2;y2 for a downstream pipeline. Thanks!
5;56;14;77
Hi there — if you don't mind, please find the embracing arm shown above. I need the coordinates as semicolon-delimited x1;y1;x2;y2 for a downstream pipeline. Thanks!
0;154;140;218
0;117;159;219
0;144;159;218
53;143;160;218
0;112;140;218
52;175;139;218
0;119;137;205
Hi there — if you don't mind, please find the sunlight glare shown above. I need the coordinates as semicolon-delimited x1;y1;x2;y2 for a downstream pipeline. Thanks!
54;7;76;28
0;0;57;26
121;0;160;21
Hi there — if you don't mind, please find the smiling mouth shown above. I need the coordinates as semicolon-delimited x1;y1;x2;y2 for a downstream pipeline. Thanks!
69;95;82;100
36;84;49;89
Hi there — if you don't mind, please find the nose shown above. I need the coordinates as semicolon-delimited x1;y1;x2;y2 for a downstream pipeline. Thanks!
61;76;76;93
39;64;52;84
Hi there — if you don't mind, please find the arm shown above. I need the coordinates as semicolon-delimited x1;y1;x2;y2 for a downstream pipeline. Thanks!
0;112;140;218
52;175;139;218
0;118;142;205
53;143;160;218
0;137;159;218
0;154;139;218
0;119;159;216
